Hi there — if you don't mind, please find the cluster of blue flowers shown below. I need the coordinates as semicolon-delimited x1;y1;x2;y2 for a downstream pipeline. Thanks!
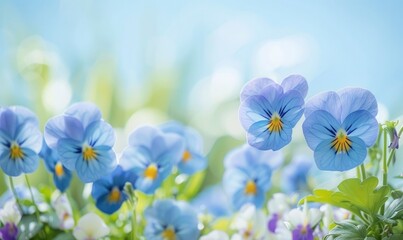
0;73;390;240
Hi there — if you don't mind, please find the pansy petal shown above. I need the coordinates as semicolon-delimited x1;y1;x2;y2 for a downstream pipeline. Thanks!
95;194;124;214
53;170;72;192
0;109;17;139
85;121;115;147
0;152;22;176
305;91;342;121
259;83;284;109
314;137;367;171
75;148;116;183
128;125;161;148
342;110;379;146
338;88;378;121
11;106;39;126
239;95;271;130
280;89;305;127
119;146;151;172
16;124;42;153
240;77;276;102
281;75;308;98
223;168;249;196
247;120;292;151
64;102;102;129
302;110;340;150
57;138;82;170
177;152;207;175
18;148;39;173
45;116;84;148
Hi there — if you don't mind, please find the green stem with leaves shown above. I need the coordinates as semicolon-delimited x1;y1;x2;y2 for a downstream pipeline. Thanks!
124;183;139;240
24;175;46;240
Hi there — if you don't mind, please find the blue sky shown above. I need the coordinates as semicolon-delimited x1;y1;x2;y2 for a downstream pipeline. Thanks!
1;0;403;117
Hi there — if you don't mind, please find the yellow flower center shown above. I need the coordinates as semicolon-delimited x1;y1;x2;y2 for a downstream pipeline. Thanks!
162;228;176;240
182;150;192;162
108;187;121;203
144;164;158;180
55;162;64;177
10;143;24;160
82;145;97;161
267;113;283;132
331;130;352;153
244;180;257;195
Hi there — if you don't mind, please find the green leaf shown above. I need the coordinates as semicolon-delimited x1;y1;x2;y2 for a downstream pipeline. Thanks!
385;197;403;219
302;177;390;217
177;171;206;200
326;220;368;240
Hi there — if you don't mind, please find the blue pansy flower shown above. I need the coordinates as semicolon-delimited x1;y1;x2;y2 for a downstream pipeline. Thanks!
191;185;231;218
44;102;117;182
282;156;313;194
223;144;282;210
0;106;42;176
39;140;72;192
239;75;308;150
160;121;207;175
91;165;137;214
120;126;184;194
144;199;199;240
302;88;379;171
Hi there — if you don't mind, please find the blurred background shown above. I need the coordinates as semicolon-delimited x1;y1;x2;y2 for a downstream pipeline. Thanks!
1;1;403;200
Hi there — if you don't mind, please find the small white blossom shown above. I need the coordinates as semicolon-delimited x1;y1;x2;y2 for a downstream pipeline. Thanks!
73;213;110;240
51;192;74;230
200;230;229;240
0;200;21;225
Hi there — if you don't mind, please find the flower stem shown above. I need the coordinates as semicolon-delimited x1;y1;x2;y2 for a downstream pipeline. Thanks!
124;183;138;240
360;164;367;180
381;128;388;215
8;176;23;212
24;175;41;222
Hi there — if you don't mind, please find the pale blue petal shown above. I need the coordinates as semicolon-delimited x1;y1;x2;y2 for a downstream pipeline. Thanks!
85;121;115;147
338;88;378;121
0;152;22;176
136;177;159;194
0;109;17;139
247;120;292;151
281;75;308;98
280;89;305;127
75;148;116;183
57;138;82;170
255;165;272;190
177;152;207;175
342;110;379;147
16;124;42;153
44;116;84;148
314;137;367;171
259;83;284;109
119;146;151;172
305;91;342;121
240;77;276;102
302;110;340;150
11;106;39;126
128;125;161;148
64;102;102;129
223;168;248;196
239;95;272;130
18;148;39;173
151;133;185;164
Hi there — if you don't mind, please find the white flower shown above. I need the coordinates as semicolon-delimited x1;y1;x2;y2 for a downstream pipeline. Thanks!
73;213;110;240
200;230;229;240
284;202;322;231
231;204;267;240
0;200;21;225
51;192;74;230
267;193;292;215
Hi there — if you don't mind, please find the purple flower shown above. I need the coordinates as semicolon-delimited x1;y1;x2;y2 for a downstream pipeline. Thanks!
239;75;307;150
292;224;313;240
0;223;19;240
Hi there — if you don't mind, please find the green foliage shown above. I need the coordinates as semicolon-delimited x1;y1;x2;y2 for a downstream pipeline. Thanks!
303;177;390;219
325;220;369;240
